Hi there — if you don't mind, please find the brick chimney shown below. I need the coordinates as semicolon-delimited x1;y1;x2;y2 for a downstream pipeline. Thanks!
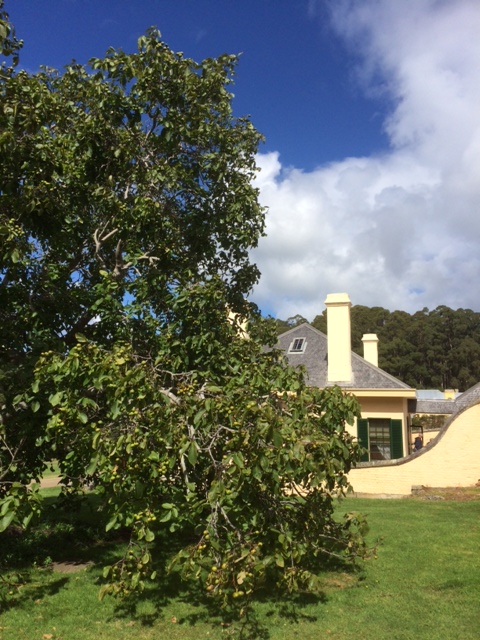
325;293;352;383
362;333;379;367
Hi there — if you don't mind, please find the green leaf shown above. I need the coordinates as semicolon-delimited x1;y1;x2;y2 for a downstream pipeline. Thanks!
188;442;198;465
110;400;120;419
131;572;140;588
275;554;285;568
145;528;155;542
86;456;98;475
1;499;13;517
22;511;34;528
193;409;205;426
92;430;101;450
0;511;15;532
232;453;244;469
134;480;145;498
272;429;283;447
205;385;222;393
105;515;118;532
49;392;63;407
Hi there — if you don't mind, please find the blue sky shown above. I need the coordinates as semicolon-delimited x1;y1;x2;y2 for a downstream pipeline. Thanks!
7;1;480;318
9;0;389;170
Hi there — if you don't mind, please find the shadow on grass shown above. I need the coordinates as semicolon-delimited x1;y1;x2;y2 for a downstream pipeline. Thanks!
165;588;326;640
109;556;333;639
0;572;70;613
99;537;337;639
1;492;357;639
0;492;130;614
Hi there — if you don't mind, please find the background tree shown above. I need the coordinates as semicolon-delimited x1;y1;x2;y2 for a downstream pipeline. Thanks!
275;313;308;334
0;9;369;605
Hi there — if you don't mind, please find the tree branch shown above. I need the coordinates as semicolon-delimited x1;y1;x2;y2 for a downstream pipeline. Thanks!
93;226;119;268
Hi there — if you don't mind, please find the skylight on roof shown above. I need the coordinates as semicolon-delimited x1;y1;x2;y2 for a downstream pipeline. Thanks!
289;337;306;353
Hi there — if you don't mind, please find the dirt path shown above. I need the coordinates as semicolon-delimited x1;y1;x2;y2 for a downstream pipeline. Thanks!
39;475;61;489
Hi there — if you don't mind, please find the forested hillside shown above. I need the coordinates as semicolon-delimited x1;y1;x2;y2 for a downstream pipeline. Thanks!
275;306;480;392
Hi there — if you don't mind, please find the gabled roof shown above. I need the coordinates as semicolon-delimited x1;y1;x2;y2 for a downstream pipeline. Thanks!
276;322;412;391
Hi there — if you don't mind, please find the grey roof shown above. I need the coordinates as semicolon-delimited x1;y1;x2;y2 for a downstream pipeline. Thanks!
454;381;480;411
413;399;455;415
409;383;480;415
276;323;412;391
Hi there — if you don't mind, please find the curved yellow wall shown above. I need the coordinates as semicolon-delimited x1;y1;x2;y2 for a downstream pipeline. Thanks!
348;403;480;496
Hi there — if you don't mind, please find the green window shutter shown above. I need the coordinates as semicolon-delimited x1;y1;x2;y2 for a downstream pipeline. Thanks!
357;418;369;462
390;419;404;459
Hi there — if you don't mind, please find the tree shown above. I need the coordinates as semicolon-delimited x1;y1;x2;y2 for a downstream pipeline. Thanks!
0;8;368;606
275;313;309;335
0;0;21;71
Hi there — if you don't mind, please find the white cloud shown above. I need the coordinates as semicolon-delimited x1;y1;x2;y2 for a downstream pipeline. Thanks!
251;0;480;319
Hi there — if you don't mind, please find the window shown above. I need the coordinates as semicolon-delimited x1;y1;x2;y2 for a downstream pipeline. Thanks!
368;419;392;460
289;337;306;353
357;418;403;461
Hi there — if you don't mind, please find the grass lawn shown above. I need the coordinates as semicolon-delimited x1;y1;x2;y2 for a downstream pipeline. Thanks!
1;490;479;640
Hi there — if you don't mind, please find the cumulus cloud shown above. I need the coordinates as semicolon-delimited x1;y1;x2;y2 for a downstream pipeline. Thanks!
250;0;480;319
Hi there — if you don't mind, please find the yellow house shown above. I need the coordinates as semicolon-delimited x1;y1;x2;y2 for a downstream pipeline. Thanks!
348;384;480;495
276;293;416;461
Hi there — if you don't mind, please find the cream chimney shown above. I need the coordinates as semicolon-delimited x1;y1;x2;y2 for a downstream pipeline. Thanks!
227;308;249;339
362;333;379;367
325;293;352;383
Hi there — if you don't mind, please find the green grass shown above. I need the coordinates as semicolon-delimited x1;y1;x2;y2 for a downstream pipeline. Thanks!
41;460;60;480
1;494;479;639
